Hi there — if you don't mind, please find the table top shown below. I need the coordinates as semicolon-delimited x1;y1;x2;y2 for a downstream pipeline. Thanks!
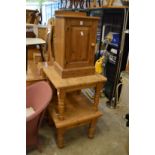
26;23;37;27
43;66;107;89
26;24;47;27
26;38;46;45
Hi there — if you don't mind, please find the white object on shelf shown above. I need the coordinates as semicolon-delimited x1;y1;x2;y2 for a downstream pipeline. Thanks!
111;48;118;54
26;38;46;45
26;107;35;117
124;30;129;34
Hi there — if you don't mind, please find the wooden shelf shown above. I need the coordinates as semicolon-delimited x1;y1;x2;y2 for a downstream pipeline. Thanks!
60;5;128;12
48;92;102;129
89;6;128;9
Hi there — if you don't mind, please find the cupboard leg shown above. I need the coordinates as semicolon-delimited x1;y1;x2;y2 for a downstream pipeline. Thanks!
39;44;45;61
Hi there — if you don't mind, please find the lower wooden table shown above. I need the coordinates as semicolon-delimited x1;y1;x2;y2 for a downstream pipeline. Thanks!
43;66;107;120
43;66;107;148
48;92;103;148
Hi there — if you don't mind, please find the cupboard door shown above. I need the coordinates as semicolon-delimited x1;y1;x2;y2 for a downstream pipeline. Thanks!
65;19;96;68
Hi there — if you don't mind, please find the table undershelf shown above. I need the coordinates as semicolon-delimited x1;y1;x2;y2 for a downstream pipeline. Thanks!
48;92;102;129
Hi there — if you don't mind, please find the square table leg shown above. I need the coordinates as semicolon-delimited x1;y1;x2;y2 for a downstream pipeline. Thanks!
57;128;65;148
55;117;99;148
26;46;28;72
88;118;97;138
39;44;45;62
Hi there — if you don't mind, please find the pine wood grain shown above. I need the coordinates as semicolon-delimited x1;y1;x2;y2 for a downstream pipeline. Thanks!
43;66;106;90
54;12;99;78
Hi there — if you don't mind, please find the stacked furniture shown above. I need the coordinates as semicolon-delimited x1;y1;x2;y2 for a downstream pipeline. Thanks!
43;11;107;148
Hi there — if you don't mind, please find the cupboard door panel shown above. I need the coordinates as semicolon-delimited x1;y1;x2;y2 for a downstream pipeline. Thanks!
65;25;94;68
70;27;89;62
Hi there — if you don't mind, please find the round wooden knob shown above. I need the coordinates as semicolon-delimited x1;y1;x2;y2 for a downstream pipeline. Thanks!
91;43;95;47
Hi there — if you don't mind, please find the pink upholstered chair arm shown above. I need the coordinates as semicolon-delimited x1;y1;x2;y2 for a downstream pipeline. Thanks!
26;81;53;122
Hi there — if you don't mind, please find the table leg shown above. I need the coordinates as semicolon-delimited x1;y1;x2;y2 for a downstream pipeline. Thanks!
39;44;45;62
94;83;103;111
57;89;65;120
57;128;65;148
26;46;28;72
88;118;97;138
